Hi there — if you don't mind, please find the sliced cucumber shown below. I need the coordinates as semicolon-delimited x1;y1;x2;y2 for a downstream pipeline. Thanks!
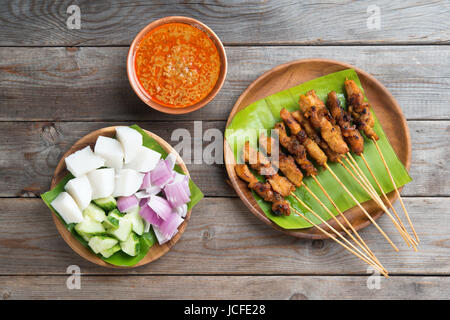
124;207;144;236
106;217;132;241
120;232;141;256
83;203;106;222
102;215;120;230
100;244;121;258
108;208;124;219
77;231;92;242
88;235;118;254
75;216;105;236
93;196;117;212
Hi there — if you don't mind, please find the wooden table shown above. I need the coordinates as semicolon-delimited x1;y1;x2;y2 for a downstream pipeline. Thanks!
0;1;449;300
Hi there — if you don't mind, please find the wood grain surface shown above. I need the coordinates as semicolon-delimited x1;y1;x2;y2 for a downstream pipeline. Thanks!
0;1;448;46
1;46;449;122
1;275;449;300
0;0;449;300
0;197;448;276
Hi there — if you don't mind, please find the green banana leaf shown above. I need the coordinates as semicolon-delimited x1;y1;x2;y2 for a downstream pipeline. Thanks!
41;124;204;266
225;69;412;229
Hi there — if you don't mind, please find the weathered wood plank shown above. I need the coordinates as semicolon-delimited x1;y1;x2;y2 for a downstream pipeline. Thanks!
0;275;448;299
1;0;449;46
0;121;447;198
0;197;448;275
1;46;449;122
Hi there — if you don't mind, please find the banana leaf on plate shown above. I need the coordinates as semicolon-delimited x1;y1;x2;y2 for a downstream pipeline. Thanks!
225;69;411;229
42;124;203;266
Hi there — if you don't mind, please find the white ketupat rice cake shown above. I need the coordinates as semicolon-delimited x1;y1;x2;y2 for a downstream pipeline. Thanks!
115;126;143;164
124;146;161;172
87;168;115;199
113;168;144;197
64;175;92;210
51;192;84;224
94;136;124;169
65;146;105;177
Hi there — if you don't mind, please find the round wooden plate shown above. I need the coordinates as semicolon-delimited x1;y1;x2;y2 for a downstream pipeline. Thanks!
224;59;411;239
50;126;191;268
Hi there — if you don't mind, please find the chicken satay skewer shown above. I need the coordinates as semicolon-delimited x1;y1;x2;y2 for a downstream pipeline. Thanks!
280;106;399;251
260;133;383;266
326;92;416;248
345;79;419;243
245;141;386;271
235;163;291;216
239;143;387;275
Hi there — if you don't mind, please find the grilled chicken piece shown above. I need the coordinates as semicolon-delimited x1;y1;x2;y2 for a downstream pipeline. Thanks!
280;108;327;166
299;90;349;155
292;111;342;162
327;91;364;155
274;122;317;176
242;141;276;176
260;134;303;187
271;192;291;216
309;106;349;154
268;174;296;197
344;79;364;106
344;80;379;141
235;164;273;201
235;164;290;216
242;141;295;197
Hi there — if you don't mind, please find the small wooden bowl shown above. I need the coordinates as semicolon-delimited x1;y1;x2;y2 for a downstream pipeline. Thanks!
127;16;227;115
224;59;411;239
49;126;192;268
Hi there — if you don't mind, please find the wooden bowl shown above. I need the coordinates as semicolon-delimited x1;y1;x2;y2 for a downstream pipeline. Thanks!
50;126;192;268
224;59;411;239
127;16;227;115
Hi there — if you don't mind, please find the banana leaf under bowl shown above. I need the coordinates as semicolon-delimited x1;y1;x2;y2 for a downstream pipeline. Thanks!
224;59;411;239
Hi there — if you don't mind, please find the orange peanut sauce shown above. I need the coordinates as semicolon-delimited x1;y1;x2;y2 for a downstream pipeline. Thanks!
134;23;221;108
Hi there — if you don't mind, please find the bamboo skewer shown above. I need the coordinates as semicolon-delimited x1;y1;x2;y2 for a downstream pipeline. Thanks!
357;153;418;248
340;156;416;248
324;163;399;251
289;200;388;277
372;139;419;243
298;182;383;267
308;175;381;264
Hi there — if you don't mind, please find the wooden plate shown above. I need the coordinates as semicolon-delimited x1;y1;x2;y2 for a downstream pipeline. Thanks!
224;59;411;239
50;126;191;268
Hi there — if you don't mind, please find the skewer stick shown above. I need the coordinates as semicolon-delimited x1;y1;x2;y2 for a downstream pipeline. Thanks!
340;156;416;248
358;153;418;249
372;139;419;243
324;163;399;251
305;177;381;265
298;183;382;267
309;175;382;264
289;202;388;277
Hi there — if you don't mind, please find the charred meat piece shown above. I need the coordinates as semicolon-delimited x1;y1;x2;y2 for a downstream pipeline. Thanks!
327;91;364;155
308;106;349;154
280;108;327;166
235;164;290;216
274;122;317;176
344;80;379;141
299;90;349;155
235;164;273;202
242;141;295;197
292;110;342;163
260;133;303;187
271;192;291;216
